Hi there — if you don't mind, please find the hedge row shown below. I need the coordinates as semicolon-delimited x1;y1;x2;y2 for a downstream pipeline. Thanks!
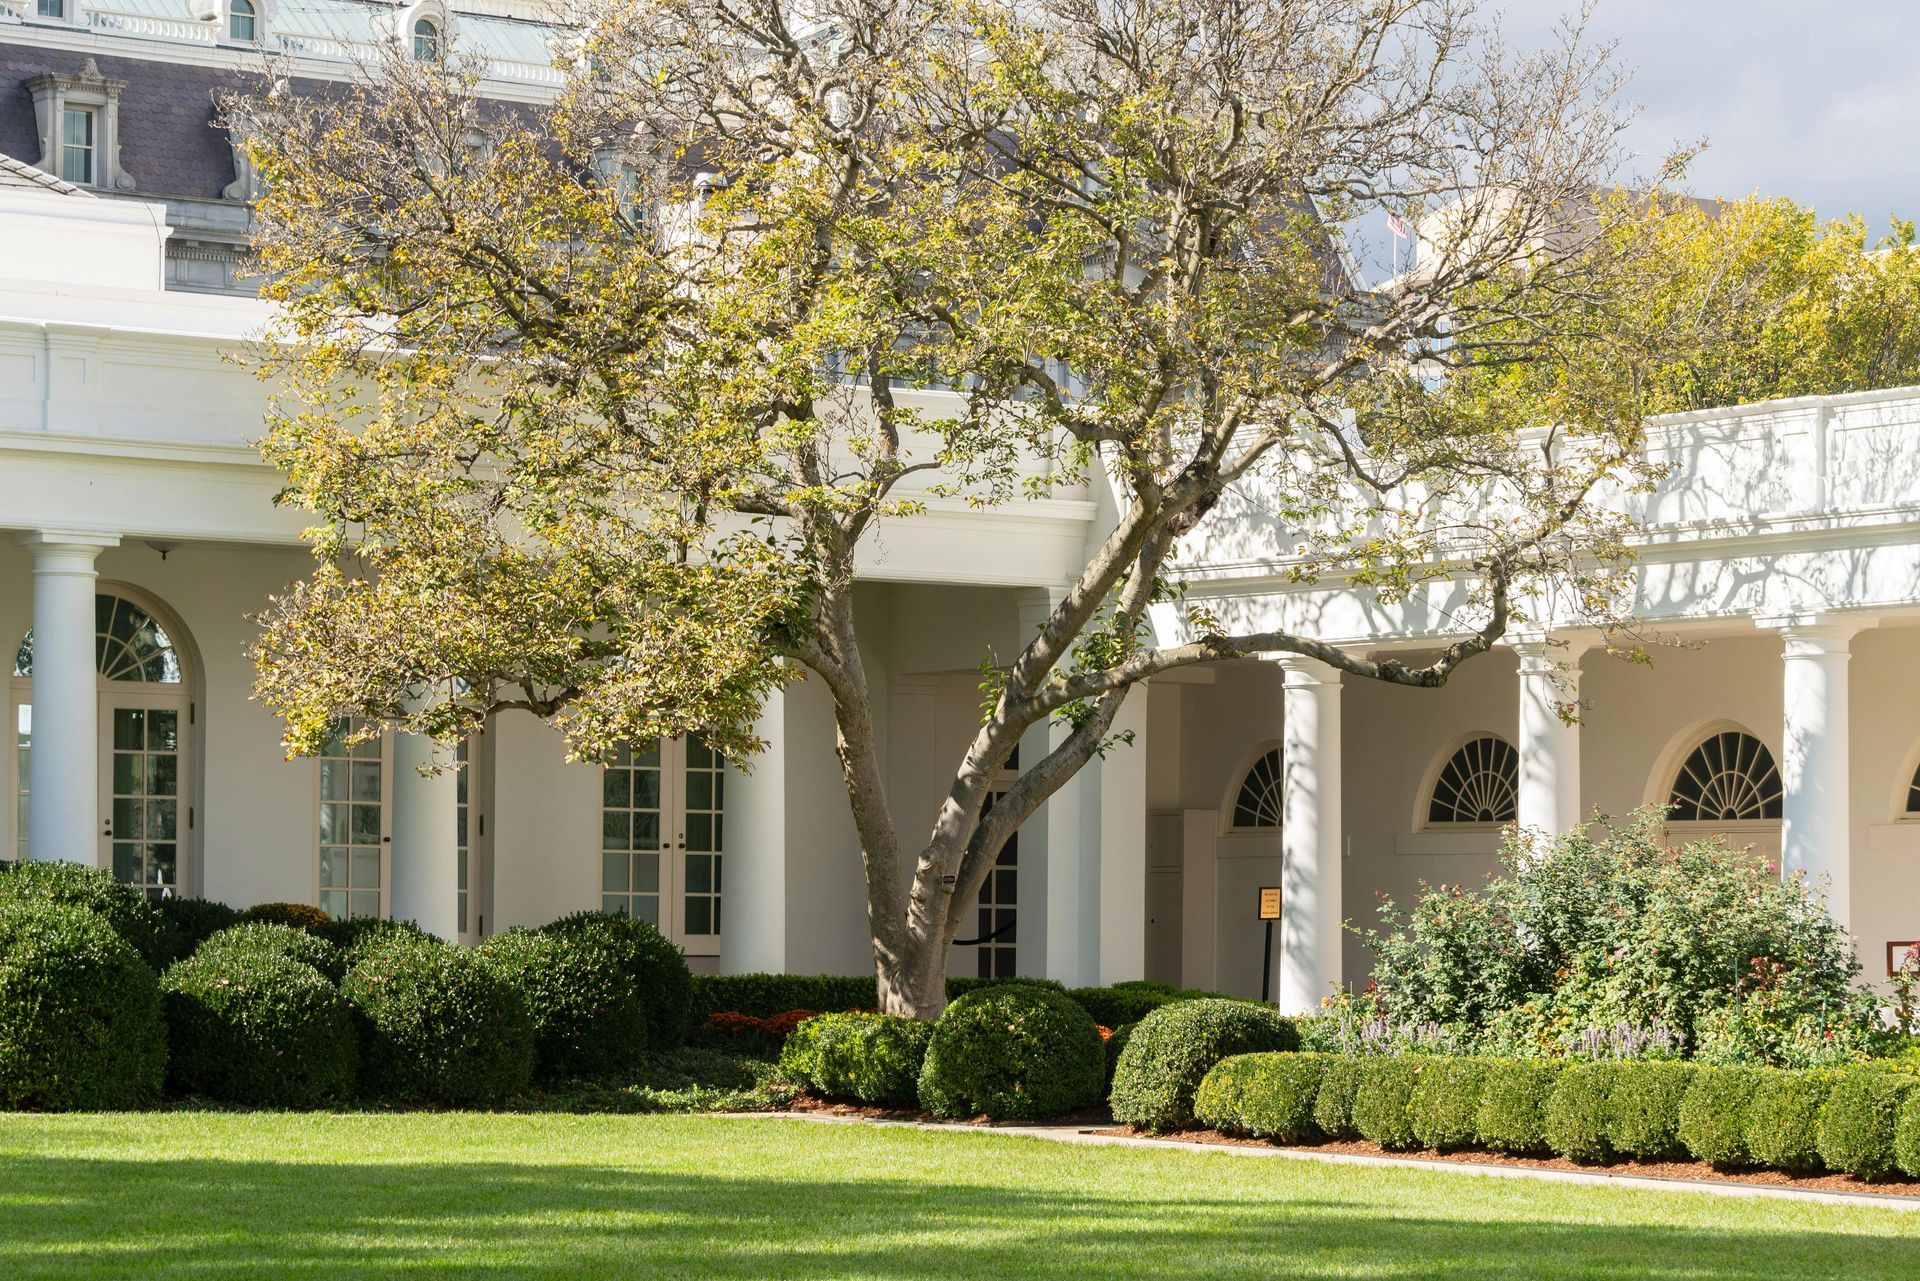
694;972;1230;1029
1193;1052;1920;1181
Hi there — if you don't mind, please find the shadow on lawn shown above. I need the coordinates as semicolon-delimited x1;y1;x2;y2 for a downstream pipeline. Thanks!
1;1147;1915;1280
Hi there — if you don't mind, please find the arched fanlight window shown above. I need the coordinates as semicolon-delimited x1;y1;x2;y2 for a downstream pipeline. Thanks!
1667;730;1782;822
1427;736;1519;825
412;16;442;61
1231;748;1283;829
1905;761;1920;816
14;594;183;683
228;0;256;41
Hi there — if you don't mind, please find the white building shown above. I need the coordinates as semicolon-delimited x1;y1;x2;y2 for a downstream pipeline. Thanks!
2;1;1918;1007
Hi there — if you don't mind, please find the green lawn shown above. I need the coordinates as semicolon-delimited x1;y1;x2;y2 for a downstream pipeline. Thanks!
2;1113;1917;1279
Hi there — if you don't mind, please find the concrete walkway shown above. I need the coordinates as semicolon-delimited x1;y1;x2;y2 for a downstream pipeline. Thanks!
742;1110;1920;1212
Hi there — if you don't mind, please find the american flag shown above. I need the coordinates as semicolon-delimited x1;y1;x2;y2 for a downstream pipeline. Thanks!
1386;212;1411;239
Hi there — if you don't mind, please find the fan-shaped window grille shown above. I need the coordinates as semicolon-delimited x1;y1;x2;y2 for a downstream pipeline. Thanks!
1906;762;1920;815
1427;736;1519;825
1231;749;1283;829
1667;731;1782;822
14;594;182;683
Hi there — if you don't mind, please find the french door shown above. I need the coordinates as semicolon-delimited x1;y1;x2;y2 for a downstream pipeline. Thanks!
98;693;189;901
601;736;724;957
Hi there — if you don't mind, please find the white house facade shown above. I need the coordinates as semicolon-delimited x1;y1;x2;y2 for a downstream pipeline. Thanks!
3;1;1919;1010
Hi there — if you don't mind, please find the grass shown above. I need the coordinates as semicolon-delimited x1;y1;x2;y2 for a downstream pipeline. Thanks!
2;1112;1918;1278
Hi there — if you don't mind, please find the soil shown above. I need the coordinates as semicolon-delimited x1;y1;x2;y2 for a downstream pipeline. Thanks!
785;1093;1112;1128
1087;1127;1920;1196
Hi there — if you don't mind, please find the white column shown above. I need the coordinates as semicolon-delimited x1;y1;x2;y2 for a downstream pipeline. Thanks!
1018;587;1093;986
389;731;461;938
1777;620;1858;930
1276;655;1342;1015
1513;636;1589;835
1096;683;1148;985
722;683;789;974
21;532;118;864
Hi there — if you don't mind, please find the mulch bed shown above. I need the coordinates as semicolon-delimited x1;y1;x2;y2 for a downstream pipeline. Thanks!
785;1093;1111;1128
1089;1127;1920;1196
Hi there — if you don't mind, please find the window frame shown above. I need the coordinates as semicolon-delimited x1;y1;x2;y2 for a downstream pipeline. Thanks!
412;16;442;61
313;719;392;922
227;0;258;42
1422;733;1521;830
59;105;96;187
1224;744;1285;835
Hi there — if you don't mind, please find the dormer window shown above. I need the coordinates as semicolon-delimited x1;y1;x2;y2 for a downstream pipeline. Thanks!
228;0;257;41
59;107;96;186
36;0;66;17
412;17;441;61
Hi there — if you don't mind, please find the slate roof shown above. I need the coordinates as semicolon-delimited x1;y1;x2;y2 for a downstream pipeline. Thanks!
0;148;93;194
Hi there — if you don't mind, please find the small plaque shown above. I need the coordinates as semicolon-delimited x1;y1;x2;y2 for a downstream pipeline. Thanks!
1258;886;1282;921
1888;941;1920;977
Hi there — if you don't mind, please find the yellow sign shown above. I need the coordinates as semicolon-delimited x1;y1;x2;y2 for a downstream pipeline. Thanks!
1258;887;1282;921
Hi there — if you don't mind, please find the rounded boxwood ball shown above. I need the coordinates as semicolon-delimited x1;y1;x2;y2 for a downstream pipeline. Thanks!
541;912;696;1050
478;928;647;1082
342;935;534;1105
918;985;1104;1120
162;946;357;1106
1110;998;1296;1132
0;901;166;1109
241;902;336;936
0;860;168;969
198;922;345;982
154;897;243;967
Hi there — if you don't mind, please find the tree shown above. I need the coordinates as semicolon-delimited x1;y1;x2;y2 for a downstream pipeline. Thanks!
241;0;1706;1016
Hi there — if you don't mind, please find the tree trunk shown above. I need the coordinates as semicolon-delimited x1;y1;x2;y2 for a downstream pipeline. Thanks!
876;936;949;1019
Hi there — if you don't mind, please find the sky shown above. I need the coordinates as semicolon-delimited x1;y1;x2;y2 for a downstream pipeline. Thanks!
1494;1;1916;222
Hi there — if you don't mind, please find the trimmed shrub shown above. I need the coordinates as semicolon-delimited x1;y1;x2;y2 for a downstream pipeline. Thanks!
693;973;879;1020
198;922;344;982
1195;1052;1330;1144
242;902;334;935
694;1009;818;1058
1896;1092;1920;1178
154;897;243;965
1103;1022;1136;1095
1313;1055;1365;1139
0;901;166;1109
1351;1057;1425;1150
0;860;167;968
542;912;695;1050
327;916;438;957
1065;981;1227;1027
1109;999;1297;1132
1474;1060;1563;1154
1678;1066;1766;1167
1411;1057;1490;1152
161;946;357;1106
779;1012;932;1107
918;985;1104;1120
342;935;534;1104
478;929;647;1082
1545;1062;1622;1164
1607;1062;1697;1161
1743;1070;1832;1173
944;976;1065;1002
1816;1068;1919;1181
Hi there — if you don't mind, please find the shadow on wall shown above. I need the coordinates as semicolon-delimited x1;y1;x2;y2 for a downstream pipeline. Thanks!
2;1117;1918;1278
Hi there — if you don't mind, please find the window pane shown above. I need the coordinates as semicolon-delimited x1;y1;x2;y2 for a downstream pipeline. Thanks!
630;894;658;928
350;850;381;889
146;799;176;841
319;890;348;919
148;754;177;797
602;769;630;809
601;810;630;850
148;711;178;751
113;753;141;796
685;853;711;894
348;890;380;919
684;897;710;935
632;851;658;893
319;759;347;800
113;708;143;751
350;803;380;843
684;813;712;853
601;850;629;892
319;847;346;887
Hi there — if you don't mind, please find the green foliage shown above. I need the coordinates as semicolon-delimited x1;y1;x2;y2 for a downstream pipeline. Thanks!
332;917;438;962
1350;1057;1425;1150
1193;1052;1331;1144
779;1012;933;1107
1677;1066;1766;1167
1605;1062;1696;1160
1360;812;1867;1064
0;860;167;969
1814;1068;1919;1181
161;946;357;1107
542;912;695;1050
1473;1060;1563;1154
1066;981;1230;1028
693;974;879;1020
1410;1057;1490;1152
1896;1092;1920;1178
1103;1022;1136;1095
154;897;243;965
198;922;345;983
341;935;534;1104
0;901;166;1109
242;902;335;936
1544;1063;1622;1164
477;929;648;1083
1109;1000;1297;1133
918;986;1103;1121
1313;1056;1365;1140
1743;1071;1832;1173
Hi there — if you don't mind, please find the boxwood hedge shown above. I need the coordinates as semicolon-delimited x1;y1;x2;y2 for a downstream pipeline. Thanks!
542;911;695;1050
780;1012;932;1106
1677;1066;1766;1167
1109;999;1296;1132
918;985;1103;1120
1474;1060;1563;1154
198;922;345;983
1193;1051;1330;1144
161;945;357;1106
1544;1062;1622;1164
477;928;648;1083
0;860;167;969
1606;1061;1695;1161
1410;1056;1490;1152
342;935;534;1104
1815;1068;1919;1181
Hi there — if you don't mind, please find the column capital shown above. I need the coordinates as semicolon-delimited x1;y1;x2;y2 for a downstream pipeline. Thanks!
1508;629;1598;673
17;529;119;566
1759;615;1865;657
1265;653;1343;687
